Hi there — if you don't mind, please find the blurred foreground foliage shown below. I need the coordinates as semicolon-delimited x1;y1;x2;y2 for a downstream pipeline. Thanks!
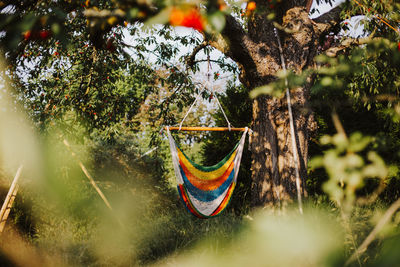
0;1;400;267
1;37;400;265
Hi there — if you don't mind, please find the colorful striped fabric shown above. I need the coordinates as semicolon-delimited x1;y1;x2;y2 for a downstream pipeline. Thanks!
167;127;248;218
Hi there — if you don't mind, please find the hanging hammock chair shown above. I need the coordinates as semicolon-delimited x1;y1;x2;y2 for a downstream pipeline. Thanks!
164;58;251;218
166;126;249;218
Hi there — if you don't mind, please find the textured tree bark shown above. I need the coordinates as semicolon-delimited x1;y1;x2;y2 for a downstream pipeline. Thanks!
205;1;341;208
245;7;319;207
250;86;316;207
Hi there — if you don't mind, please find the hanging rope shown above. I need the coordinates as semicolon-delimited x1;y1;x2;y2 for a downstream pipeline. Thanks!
274;27;304;214
207;53;231;131
178;85;233;131
214;95;232;131
178;57;233;131
178;87;205;130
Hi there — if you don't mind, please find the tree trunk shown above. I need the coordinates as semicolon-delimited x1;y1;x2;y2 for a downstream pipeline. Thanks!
250;87;315;207
208;3;337;208
244;7;319;207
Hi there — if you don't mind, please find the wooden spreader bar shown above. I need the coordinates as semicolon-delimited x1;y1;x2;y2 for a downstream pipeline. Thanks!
166;126;248;132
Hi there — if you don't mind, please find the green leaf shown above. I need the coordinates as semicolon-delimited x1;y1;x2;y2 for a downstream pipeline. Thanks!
250;84;284;98
208;11;226;32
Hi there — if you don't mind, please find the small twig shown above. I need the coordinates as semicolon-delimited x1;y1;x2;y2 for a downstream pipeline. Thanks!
192;59;222;65
85;47;97;95
356;179;386;206
331;109;347;139
331;110;347;188
362;94;400;103
133;147;158;162
345;197;400;266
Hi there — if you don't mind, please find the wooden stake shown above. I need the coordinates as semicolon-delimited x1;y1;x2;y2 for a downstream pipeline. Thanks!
62;138;126;230
62;139;113;211
0;165;23;233
0;185;18;233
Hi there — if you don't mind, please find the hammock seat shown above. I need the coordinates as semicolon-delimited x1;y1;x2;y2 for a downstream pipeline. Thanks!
166;127;248;218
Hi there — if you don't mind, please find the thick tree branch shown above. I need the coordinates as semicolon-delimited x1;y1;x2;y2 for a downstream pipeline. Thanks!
207;15;252;67
275;0;314;19
312;5;343;35
312;5;342;24
305;0;313;13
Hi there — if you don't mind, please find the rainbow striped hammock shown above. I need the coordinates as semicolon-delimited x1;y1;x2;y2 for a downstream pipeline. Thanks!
166;127;248;218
